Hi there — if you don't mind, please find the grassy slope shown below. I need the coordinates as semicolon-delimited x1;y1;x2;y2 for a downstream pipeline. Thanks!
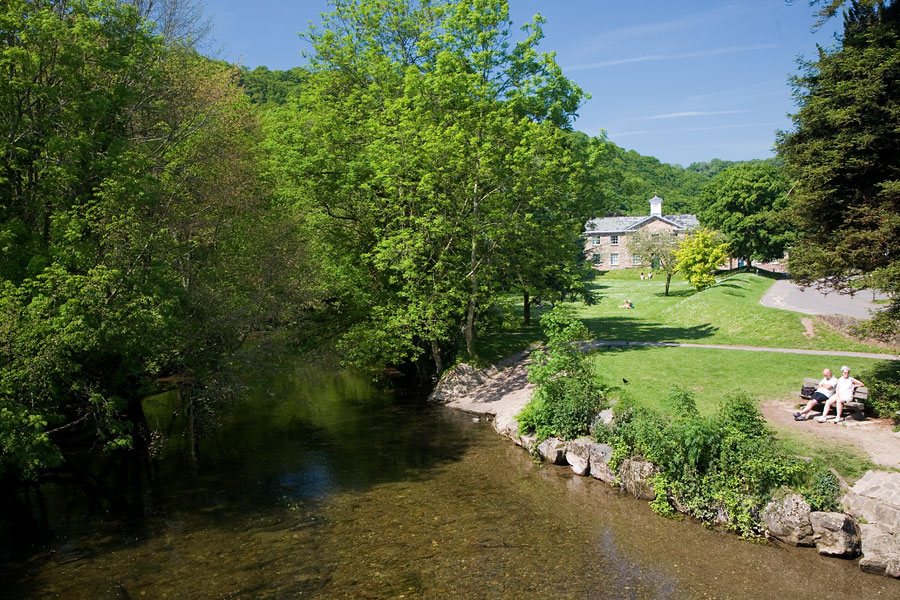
477;269;896;477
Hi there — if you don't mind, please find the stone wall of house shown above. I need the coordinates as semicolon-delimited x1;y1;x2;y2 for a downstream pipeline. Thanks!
584;220;679;270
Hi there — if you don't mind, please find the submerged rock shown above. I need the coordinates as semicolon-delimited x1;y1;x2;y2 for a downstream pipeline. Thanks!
761;493;814;547
565;438;593;476
810;511;860;557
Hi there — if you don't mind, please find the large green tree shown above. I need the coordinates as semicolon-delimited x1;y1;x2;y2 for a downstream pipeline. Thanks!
0;1;312;479
697;161;793;265
270;0;589;373
778;0;900;336
626;230;681;296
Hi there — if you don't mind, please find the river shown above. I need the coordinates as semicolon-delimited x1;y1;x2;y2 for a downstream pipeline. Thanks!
2;360;898;599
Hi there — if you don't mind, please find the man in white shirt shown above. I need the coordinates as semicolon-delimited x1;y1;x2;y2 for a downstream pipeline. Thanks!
794;368;838;421
818;366;864;424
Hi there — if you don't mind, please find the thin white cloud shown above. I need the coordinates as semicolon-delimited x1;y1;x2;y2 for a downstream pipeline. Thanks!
684;80;784;102
582;5;754;49
609;131;652;138
642;110;745;120
565;44;778;72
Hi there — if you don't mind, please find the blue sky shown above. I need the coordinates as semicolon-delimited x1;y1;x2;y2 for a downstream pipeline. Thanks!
209;1;842;166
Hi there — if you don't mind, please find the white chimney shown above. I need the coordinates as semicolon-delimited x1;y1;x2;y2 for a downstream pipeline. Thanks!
649;195;662;217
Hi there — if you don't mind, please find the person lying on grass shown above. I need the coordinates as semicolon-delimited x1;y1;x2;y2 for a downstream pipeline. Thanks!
794;368;838;421
817;366;864;424
618;299;634;309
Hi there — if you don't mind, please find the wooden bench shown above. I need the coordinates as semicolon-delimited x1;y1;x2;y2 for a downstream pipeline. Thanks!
800;377;868;419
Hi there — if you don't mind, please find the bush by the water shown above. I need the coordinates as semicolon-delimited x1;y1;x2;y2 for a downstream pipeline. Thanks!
596;386;815;537
516;308;607;440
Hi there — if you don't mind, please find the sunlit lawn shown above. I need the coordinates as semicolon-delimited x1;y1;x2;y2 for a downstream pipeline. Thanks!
475;269;898;477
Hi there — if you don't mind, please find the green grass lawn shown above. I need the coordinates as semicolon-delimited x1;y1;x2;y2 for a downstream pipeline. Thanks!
474;269;897;478
587;345;892;413
572;269;892;353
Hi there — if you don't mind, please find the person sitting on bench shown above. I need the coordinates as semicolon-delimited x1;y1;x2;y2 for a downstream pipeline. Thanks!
818;366;864;424
794;368;837;421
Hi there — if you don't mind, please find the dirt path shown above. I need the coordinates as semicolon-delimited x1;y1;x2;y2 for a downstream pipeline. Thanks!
760;398;900;469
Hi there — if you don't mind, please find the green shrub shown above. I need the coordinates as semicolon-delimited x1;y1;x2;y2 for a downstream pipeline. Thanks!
601;386;806;537
800;466;841;513
516;308;608;440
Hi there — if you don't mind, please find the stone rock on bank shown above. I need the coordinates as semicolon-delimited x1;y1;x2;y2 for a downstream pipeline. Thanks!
843;471;900;578
761;493;815;547
619;458;657;501
565;438;593;476
809;511;860;558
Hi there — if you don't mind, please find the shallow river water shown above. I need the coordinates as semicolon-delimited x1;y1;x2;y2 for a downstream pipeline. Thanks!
2;361;899;599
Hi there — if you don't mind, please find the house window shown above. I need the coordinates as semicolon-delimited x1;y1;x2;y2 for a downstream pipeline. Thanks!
610;235;619;245
591;237;601;246
592;254;604;265
632;255;642;266
610;253;619;266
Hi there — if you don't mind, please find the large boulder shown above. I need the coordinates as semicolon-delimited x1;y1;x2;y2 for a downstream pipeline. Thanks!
619;458;657;500
428;363;488;404
761;493;815;547
809;511;860;557
588;442;616;485
858;524;900;578
565;438;593;476
843;471;900;577
537;438;567;465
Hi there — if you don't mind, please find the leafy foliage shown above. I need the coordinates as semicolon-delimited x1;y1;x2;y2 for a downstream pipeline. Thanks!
626;229;680;295
267;0;592;374
778;1;900;337
697;162;793;263
598;387;807;537
674;229;730;291
516;308;607;440
0;1;317;480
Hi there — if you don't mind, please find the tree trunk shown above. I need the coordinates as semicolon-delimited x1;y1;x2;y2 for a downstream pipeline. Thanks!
465;184;479;357
665;272;672;296
523;291;531;325
431;338;443;377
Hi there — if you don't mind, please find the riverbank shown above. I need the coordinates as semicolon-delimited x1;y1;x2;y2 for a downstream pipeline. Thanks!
431;352;900;580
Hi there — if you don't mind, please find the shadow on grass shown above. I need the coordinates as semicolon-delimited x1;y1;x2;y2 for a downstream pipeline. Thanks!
653;289;695;298
581;316;718;343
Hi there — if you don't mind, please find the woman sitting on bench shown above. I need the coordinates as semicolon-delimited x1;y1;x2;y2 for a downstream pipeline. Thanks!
818;366;864;424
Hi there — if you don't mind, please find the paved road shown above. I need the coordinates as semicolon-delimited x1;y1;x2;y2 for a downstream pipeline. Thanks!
586;340;899;361
760;279;888;319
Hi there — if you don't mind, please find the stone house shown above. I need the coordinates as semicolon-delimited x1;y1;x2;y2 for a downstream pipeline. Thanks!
583;196;698;269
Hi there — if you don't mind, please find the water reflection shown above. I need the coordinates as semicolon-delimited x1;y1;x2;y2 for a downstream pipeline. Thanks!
2;360;900;598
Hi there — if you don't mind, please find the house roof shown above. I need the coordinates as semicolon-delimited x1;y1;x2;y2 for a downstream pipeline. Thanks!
584;214;699;235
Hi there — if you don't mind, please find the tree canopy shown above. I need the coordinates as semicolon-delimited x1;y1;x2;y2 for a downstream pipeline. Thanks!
697;161;793;264
265;0;593;373
778;0;900;336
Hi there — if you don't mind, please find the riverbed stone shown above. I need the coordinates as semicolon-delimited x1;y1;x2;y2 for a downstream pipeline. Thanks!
809;511;860;557
565;438;593;476
537;438;567;465
761;493;815;547
588;443;616;485
619;457;657;500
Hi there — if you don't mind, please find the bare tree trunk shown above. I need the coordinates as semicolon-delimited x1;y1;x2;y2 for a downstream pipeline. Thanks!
431;339;443;376
665;272;672;296
523;290;531;325
465;185;479;357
